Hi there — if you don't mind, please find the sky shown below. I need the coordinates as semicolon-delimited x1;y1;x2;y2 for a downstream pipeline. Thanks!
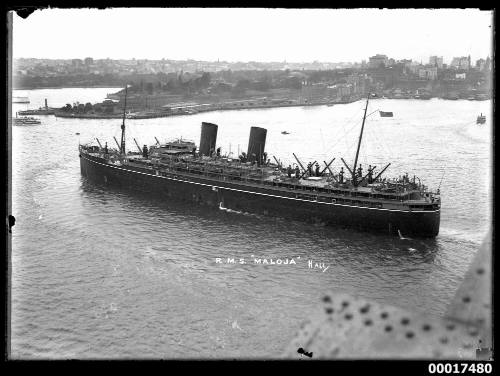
11;8;494;64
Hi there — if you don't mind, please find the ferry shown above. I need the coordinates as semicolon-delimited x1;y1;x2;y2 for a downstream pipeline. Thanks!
13;114;41;125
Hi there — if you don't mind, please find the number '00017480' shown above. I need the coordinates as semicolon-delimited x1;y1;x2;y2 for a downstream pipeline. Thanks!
428;363;492;374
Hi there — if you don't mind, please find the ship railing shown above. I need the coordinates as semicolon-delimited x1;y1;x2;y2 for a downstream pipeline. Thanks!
158;163;435;204
155;165;434;208
165;161;271;185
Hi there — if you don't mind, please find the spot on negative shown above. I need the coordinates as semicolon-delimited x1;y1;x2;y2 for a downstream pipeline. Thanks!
359;304;370;314
445;323;456;331
468;329;479;337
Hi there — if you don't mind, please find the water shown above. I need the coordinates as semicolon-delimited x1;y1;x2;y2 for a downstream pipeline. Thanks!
10;88;492;358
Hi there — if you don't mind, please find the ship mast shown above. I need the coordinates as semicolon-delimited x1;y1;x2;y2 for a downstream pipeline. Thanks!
352;94;370;186
120;85;128;155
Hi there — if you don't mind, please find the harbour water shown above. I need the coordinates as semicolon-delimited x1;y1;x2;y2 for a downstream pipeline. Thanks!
10;88;492;358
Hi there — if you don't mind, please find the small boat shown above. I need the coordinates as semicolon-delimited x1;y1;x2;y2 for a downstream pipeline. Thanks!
281;131;290;135
379;111;393;117
477;113;486;124
326;103;334;107
13;115;41;125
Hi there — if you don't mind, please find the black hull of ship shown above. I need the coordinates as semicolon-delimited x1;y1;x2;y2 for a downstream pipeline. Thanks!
80;153;440;237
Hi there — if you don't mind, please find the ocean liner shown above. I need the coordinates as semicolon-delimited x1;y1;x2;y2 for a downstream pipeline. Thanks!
79;88;440;237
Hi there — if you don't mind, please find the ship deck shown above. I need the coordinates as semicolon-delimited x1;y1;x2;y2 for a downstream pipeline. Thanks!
82;149;440;211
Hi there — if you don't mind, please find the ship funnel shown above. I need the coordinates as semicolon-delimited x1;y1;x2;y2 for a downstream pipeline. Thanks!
247;126;267;165
45;98;48;109
199;122;218;156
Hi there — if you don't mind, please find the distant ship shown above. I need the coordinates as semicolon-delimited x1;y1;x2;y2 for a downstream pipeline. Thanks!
379;111;393;117
79;90;440;237
281;131;290;135
13;96;30;104
477;113;486;124
18;99;55;115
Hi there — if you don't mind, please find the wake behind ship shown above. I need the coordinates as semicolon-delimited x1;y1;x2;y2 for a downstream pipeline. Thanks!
79;89;441;237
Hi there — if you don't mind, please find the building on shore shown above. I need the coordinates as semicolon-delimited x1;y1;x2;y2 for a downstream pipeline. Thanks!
418;66;438;80
368;54;388;69
300;83;329;103
451;56;471;70
117;93;184;111
429;56;443;69
162;102;214;114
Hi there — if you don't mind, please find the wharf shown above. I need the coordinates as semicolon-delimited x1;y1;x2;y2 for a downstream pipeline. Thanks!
54;98;360;120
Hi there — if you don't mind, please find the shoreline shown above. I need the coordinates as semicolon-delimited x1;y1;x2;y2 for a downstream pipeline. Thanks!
53;99;362;119
14;84;491;120
53;96;491;120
